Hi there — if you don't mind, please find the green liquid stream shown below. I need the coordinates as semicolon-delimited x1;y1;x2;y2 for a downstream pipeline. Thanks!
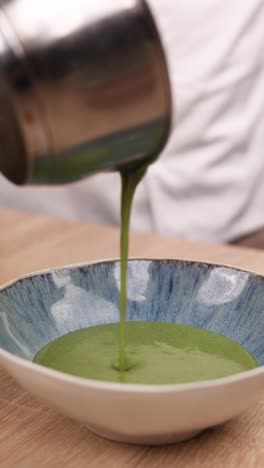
118;167;147;371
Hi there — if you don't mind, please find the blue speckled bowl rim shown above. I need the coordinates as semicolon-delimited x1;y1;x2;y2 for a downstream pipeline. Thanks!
0;258;263;394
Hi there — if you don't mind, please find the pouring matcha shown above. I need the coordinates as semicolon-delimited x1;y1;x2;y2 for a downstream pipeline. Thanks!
33;167;257;383
0;0;257;383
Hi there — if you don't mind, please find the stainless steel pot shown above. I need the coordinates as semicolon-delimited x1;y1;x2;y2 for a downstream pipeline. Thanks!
0;0;171;184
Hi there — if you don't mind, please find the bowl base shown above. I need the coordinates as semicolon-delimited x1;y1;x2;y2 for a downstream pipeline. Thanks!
86;424;203;445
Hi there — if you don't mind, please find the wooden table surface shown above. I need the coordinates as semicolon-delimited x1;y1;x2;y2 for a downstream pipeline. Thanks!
0;210;263;468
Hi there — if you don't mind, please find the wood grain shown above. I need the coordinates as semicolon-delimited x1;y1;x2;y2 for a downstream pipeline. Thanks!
0;209;263;467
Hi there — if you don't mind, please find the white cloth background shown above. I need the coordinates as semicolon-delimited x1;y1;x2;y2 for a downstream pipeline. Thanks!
0;0;264;242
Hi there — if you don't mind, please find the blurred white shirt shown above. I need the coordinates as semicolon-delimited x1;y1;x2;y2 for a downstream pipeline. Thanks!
1;0;264;243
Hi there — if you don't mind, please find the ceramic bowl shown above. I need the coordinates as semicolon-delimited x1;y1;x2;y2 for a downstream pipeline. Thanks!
0;259;263;445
